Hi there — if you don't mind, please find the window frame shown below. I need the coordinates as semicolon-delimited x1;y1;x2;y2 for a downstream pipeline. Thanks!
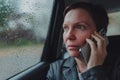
41;0;65;62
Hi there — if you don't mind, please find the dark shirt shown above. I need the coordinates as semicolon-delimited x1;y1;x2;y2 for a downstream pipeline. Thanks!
46;57;108;80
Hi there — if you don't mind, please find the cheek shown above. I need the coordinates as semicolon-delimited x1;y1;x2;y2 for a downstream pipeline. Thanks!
80;33;91;39
77;32;92;44
77;36;86;46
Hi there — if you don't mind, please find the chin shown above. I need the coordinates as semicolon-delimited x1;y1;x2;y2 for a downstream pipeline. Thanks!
68;51;79;57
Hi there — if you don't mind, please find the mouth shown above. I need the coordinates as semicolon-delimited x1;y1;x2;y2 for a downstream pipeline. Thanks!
67;45;79;50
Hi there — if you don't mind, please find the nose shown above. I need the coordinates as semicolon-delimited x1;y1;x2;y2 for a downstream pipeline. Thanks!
65;29;76;40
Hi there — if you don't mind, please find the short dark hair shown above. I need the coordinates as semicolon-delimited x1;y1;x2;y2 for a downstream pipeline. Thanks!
63;2;109;33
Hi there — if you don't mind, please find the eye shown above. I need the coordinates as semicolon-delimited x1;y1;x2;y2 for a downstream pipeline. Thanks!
63;26;69;32
75;25;86;30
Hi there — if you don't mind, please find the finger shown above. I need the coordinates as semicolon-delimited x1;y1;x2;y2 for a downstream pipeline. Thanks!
91;34;107;58
86;38;97;53
94;31;105;41
95;31;108;46
91;34;105;48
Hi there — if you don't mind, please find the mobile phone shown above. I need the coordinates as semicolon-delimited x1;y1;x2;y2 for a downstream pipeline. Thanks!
80;28;108;64
79;42;90;64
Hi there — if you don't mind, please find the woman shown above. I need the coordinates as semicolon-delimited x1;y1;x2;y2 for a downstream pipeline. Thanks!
47;2;109;80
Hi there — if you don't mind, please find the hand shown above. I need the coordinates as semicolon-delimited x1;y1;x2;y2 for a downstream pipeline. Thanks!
86;31;107;69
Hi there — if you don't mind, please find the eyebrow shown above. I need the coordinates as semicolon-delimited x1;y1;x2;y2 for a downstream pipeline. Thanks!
73;21;90;27
63;20;92;28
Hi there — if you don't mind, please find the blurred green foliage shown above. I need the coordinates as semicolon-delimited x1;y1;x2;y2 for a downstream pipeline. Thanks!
0;0;14;28
14;38;36;46
0;38;43;48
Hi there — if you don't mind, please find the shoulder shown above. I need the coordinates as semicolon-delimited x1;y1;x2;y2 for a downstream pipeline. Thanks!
49;56;74;69
49;57;69;67
46;57;72;79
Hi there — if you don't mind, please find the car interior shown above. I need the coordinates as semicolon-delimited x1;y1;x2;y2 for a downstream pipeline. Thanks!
7;0;120;80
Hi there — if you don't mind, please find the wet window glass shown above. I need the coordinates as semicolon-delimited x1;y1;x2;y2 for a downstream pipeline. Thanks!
0;0;54;79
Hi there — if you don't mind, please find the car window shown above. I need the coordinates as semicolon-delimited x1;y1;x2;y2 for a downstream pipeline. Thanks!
107;11;120;36
0;0;54;79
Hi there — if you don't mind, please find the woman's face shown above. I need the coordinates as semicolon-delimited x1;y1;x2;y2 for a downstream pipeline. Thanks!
63;8;96;57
